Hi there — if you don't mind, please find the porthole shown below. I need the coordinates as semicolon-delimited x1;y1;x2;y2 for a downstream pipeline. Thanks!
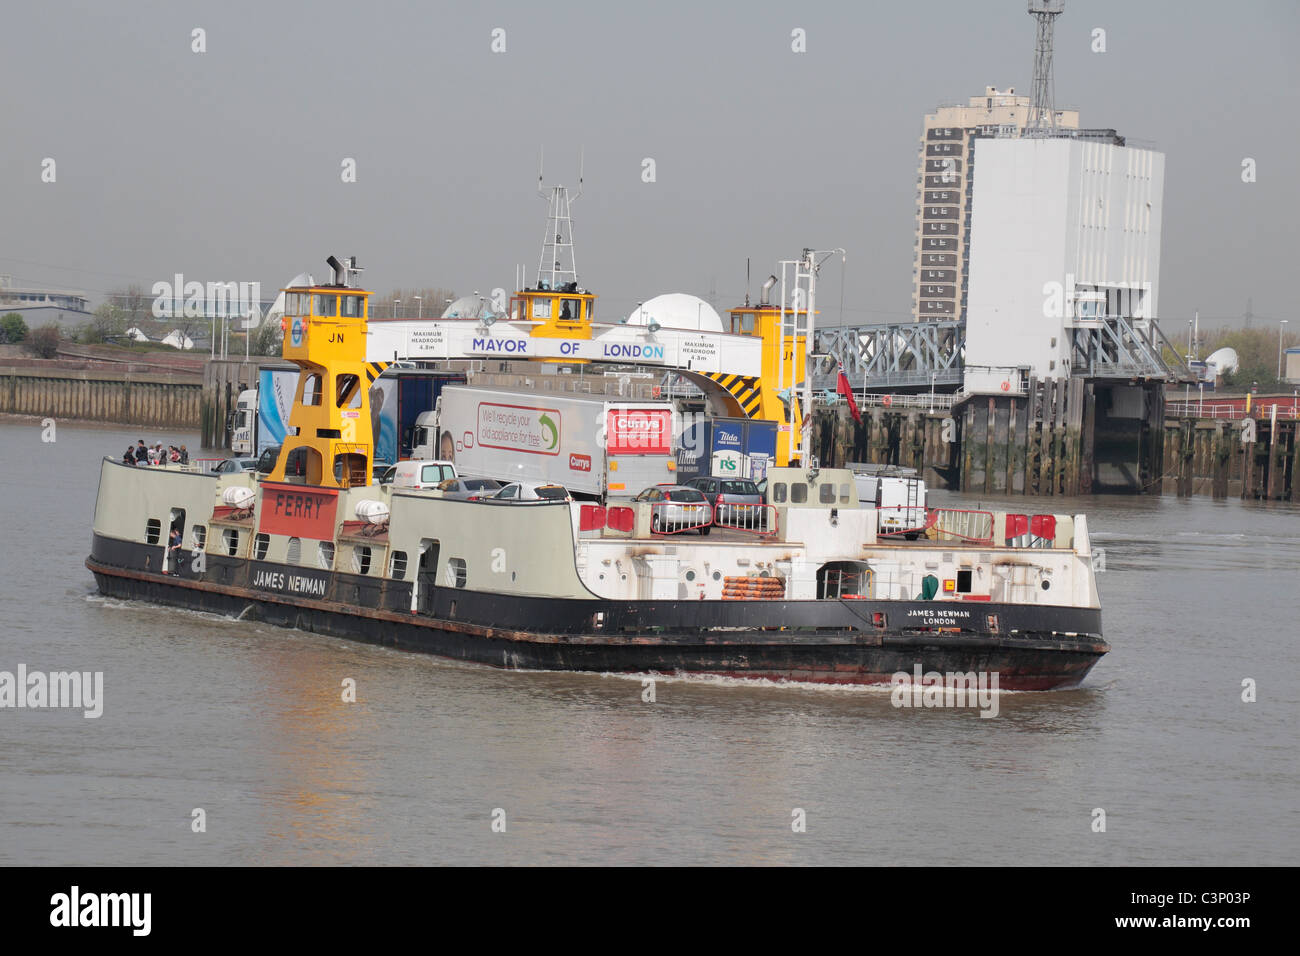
712;570;722;581
685;570;696;582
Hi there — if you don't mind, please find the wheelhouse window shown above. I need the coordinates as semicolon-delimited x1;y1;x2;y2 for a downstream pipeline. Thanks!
335;373;362;408
313;294;338;317
390;550;407;580
819;483;836;504
222;528;240;556
353;545;372;575
301;374;323;407
448;557;467;588
530;298;552;319
145;519;162;545
253;533;270;561
340;295;363;318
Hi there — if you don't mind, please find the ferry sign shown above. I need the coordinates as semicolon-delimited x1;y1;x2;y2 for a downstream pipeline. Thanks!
258;482;339;540
366;320;762;375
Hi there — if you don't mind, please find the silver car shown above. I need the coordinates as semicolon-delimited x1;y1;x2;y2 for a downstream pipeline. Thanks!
432;477;504;500
686;476;764;524
635;485;713;535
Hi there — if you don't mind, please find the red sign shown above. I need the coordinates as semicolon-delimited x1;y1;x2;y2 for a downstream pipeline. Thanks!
606;408;671;455
569;453;592;472
258;482;339;540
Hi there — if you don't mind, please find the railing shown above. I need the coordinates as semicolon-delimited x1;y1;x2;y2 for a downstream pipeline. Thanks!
822;568;871;599
1167;401;1299;420
928;508;995;546
649;501;711;535
712;502;777;536
816;391;956;413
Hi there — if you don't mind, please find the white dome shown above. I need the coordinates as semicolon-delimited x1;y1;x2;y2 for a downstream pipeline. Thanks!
1205;347;1239;374
624;294;723;333
442;295;491;319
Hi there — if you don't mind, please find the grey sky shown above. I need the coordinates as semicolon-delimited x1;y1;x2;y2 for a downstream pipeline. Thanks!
2;0;1296;329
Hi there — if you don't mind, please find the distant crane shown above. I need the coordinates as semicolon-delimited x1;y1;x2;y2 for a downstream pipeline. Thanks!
1025;0;1064;135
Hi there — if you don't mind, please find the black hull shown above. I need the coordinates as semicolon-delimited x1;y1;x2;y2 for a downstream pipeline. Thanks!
88;535;1107;690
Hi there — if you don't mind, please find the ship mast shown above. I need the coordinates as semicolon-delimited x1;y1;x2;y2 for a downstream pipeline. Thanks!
536;150;582;292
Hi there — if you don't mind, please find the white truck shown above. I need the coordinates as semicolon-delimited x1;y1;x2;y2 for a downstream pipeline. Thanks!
412;385;678;500
850;464;928;538
230;388;258;456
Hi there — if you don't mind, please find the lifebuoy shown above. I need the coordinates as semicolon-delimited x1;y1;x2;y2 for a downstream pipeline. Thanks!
882;395;893;407
1000;381;1010;392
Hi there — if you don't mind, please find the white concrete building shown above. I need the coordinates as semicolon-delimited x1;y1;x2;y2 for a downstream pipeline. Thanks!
911;87;1081;323
963;137;1165;388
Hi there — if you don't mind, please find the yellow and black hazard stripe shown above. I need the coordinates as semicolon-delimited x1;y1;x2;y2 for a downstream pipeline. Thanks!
363;361;390;384
703;373;763;417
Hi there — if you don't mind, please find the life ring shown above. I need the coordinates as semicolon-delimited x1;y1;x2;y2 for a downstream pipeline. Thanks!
999;381;1010;392
882;395;893;407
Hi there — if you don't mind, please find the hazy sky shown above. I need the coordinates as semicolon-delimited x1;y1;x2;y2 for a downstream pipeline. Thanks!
2;0;1296;329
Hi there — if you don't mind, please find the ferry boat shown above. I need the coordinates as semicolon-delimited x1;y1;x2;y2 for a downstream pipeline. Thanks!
86;258;1107;690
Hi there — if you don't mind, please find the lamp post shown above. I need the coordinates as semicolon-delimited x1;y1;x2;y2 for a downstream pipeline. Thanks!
1279;319;1289;381
394;298;401;319
414;295;422;318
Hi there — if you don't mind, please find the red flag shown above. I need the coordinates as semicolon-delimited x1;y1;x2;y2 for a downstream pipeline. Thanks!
837;367;861;423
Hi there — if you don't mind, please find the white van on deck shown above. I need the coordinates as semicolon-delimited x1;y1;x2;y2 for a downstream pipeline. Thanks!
391;460;458;490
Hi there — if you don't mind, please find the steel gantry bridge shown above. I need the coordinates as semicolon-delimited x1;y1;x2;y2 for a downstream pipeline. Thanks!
814;319;965;391
812;313;1180;392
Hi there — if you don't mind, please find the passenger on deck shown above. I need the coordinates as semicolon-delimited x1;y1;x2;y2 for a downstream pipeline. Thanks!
163;527;182;574
123;446;136;466
178;445;190;465
134;440;149;465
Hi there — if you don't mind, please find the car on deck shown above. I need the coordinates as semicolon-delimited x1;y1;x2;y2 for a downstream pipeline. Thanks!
432;477;505;500
487;481;571;503
634;484;713;535
211;457;258;474
685;476;764;523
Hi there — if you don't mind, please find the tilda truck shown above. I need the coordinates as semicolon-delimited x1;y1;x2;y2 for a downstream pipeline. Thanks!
411;385;677;499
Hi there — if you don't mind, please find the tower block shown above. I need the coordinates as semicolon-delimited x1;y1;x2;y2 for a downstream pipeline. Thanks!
269;257;383;488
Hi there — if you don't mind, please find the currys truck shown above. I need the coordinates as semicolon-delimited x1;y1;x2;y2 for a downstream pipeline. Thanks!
411;385;678;500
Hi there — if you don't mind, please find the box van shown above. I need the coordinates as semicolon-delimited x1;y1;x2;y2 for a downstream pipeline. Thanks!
391;459;458;490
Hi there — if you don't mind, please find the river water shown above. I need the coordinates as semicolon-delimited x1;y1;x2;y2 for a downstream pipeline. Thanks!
1;420;1296;865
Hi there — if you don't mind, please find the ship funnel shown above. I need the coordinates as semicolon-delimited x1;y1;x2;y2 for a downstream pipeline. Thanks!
760;275;778;305
326;255;344;287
